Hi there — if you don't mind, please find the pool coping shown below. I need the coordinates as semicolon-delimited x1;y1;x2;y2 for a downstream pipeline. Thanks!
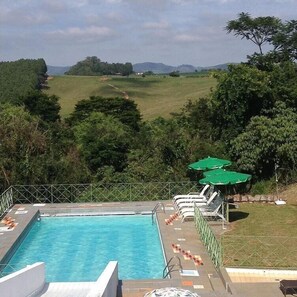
0;206;39;265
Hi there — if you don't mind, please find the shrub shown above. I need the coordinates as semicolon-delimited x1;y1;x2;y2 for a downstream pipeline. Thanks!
250;179;275;195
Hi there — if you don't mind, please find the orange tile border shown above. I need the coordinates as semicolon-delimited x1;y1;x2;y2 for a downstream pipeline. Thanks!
182;280;194;286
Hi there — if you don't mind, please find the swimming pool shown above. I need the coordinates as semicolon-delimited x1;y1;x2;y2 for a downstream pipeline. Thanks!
4;215;166;282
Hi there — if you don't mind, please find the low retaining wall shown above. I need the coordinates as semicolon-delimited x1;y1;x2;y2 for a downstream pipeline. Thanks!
0;262;45;297
87;261;118;297
229;194;282;203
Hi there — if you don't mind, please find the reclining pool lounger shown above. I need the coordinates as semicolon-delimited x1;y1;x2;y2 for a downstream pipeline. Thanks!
280;279;297;296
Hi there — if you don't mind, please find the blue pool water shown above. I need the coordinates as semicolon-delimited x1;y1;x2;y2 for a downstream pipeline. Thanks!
5;215;165;282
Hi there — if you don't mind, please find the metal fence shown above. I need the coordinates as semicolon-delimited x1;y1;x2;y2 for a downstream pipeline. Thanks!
0;187;13;216
193;203;297;270
0;181;199;215
222;235;297;269
194;206;222;268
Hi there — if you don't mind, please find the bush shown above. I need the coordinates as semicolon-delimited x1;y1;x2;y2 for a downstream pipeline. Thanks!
250;179;275;195
169;71;180;77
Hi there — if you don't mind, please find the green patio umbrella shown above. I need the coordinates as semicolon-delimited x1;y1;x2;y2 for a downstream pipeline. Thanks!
199;170;251;185
188;156;231;171
200;169;252;223
203;168;226;177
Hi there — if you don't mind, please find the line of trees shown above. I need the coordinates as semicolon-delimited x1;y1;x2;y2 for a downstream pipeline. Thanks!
65;56;133;76
0;13;296;194
0;59;47;104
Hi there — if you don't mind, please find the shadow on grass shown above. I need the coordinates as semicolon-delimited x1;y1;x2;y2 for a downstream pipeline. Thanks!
229;211;249;222
111;77;160;88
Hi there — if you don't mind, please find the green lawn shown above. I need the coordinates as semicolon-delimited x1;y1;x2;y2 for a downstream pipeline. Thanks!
222;203;297;268
45;75;216;120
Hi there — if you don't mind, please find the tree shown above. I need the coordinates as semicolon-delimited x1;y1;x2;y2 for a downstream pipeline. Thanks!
178;98;214;140
42;121;91;184
226;12;281;55
0;105;48;190
73;112;132;174
272;20;297;62
68;96;141;131
122;118;191;182
210;64;273;143
0;104;92;190
169;71;180;77
65;56;133;76
121;116;226;182
0;58;47;104
21;91;61;122
231;103;297;179
269;62;297;109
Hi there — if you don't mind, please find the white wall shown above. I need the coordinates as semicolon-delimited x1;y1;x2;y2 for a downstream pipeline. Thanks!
0;262;45;297
86;261;118;297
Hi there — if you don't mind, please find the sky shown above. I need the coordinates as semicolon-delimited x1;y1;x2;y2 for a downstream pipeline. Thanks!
1;0;296;67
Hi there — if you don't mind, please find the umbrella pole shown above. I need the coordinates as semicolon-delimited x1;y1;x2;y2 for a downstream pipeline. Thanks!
223;199;229;229
275;162;279;200
226;201;229;223
226;185;229;223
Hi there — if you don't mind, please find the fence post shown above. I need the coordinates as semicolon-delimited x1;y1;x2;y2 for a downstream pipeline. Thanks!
91;183;93;202
10;186;14;206
51;185;53;204
220;234;224;266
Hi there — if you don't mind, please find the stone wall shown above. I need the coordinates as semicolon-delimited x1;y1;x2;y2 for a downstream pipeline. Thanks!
228;194;283;203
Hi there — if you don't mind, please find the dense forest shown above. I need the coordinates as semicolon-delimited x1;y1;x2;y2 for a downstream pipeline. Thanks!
0;59;47;104
0;13;297;194
65;56;133;76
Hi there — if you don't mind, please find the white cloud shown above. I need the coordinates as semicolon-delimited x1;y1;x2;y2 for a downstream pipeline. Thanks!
0;7;50;25
143;21;170;30
43;0;67;13
105;0;122;3
48;26;115;42
173;34;203;43
203;0;235;3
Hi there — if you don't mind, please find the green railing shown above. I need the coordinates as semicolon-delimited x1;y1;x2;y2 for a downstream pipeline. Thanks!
194;206;222;268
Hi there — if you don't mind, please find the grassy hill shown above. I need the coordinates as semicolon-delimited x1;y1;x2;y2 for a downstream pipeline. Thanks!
45;74;217;120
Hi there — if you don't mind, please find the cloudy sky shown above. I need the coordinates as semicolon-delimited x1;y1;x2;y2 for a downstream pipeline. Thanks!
1;0;296;67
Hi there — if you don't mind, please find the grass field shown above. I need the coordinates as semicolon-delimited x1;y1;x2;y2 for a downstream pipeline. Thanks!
222;203;297;268
45;74;217;120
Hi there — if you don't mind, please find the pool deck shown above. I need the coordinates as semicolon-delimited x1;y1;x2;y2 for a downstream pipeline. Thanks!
0;201;289;297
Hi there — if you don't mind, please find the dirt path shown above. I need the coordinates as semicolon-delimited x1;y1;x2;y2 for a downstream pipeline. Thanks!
107;83;129;99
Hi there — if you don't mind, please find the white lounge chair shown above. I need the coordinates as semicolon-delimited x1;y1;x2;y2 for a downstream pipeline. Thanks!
172;185;214;207
175;191;218;211
180;196;225;222
178;193;223;214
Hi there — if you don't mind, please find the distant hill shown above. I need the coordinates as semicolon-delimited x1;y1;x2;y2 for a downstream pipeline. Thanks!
202;63;230;71
47;62;231;76
133;62;231;74
133;62;174;74
47;65;71;76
